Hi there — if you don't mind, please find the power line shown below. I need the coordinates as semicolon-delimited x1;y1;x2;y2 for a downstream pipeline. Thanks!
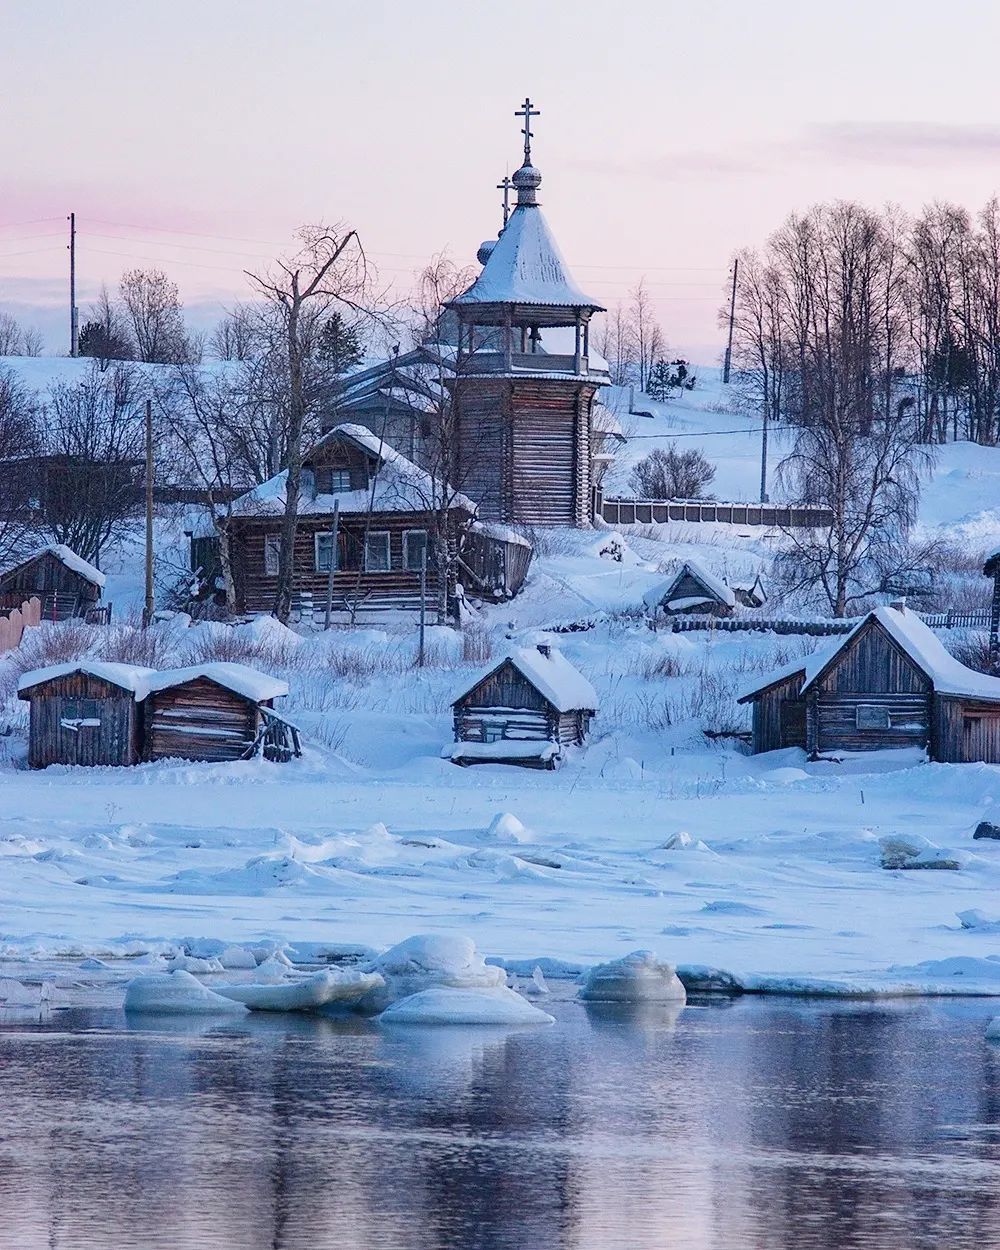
0;216;63;231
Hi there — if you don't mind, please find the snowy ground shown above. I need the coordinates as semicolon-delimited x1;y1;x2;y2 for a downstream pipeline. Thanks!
3;355;1000;995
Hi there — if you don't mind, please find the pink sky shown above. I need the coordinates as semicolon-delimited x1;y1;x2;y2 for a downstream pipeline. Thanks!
5;0;1000;360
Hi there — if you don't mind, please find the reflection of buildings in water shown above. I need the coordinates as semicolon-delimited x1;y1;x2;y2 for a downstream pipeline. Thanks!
2;1000;1000;1248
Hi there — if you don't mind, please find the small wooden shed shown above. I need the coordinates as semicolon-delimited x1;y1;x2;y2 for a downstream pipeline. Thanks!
17;662;154;768
446;643;598;769
144;663;298;763
0;545;106;622
645;560;737;619
739;604;1000;762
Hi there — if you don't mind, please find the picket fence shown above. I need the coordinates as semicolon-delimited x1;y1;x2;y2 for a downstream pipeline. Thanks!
662;607;993;636
0;597;41;653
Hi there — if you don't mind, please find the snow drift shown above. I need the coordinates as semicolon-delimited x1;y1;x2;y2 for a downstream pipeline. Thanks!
579;951;687;1004
123;970;248;1015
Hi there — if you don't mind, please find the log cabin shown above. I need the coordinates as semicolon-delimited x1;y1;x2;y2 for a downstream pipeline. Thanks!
0;545;106;622
645;560;737;619
144;663;297;763
446;642;598;768
222;424;530;619
17;662;154;768
739;604;1000;762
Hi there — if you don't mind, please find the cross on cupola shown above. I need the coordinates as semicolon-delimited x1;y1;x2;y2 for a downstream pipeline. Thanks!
496;175;513;228
515;97;540;164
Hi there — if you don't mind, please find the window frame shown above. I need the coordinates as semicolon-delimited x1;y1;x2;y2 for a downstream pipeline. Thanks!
364;530;391;573
263;533;281;577
314;531;338;573
323;466;351;493
855;704;890;731
403;528;428;574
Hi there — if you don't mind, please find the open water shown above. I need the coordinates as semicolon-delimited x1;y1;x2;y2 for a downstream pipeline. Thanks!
0;995;999;1248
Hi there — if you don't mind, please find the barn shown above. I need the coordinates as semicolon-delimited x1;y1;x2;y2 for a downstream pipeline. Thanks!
0;545;107;622
739;604;1000;762
144;663;297;763
645;560;737;619
18;662;154;768
446;642;597;768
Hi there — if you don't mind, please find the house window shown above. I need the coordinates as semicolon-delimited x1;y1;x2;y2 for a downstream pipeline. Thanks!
403;529;428;573
483;723;503;744
856;704;890;731
364;531;391;572
314;532;338;573
263;534;281;576
319;467;351;493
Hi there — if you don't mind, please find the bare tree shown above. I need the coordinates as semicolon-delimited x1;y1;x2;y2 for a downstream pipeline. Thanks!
79;284;134;370
628;279;665;392
119;268;189;364
410;252;475;347
629;444;715;500
209;304;258;361
596;302;637;386
246;224;378;622
42;363;146;565
0;364;43;566
0;312;25;356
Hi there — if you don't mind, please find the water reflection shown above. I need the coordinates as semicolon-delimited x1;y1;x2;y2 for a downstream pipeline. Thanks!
0;999;997;1247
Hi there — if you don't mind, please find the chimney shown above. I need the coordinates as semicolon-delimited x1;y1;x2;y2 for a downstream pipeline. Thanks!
536;642;551;659
890;597;907;614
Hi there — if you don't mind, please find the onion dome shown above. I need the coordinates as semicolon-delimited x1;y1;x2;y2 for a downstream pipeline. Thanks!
477;238;498;265
512;162;542;207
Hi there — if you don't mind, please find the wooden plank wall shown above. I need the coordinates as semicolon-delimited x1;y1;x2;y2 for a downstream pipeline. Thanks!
146;678;261;762
0;552;99;602
935;696;1000;763
750;673;805;753
25;673;140;768
455;661;549;714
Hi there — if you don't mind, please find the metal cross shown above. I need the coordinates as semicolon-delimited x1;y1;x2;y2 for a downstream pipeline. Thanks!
515;97;540;164
496;175;513;227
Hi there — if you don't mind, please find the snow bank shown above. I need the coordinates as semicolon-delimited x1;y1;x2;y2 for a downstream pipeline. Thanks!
987;1017;1000;1040
579;951;687;1004
214;968;382;1011
165;953;224;974
485;812;532;845
359;933;506;1013
219;945;258;970
123;971;248;1015
379;985;554;1027
958;910;1000;933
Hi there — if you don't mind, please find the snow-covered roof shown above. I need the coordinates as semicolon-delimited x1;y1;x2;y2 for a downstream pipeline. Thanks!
450;205;603;310
645;560;736;609
455;645;598;713
229;424;476;520
739;605;1000;704
146;663;288;703
8;544;106;589
18;662;155;699
468;520;532;550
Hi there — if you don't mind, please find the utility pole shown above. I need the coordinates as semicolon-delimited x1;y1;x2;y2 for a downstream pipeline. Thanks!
143;398;154;626
418;546;427;667
68;212;78;357
760;408;769;503
722;258;738;384
323;500;340;630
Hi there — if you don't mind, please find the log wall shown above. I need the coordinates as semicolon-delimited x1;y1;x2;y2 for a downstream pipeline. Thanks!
935;696;1000;764
145;677;263;763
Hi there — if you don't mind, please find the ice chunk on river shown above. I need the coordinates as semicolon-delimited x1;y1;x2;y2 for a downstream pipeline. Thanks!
379;986;554;1027
214;968;382;1012
580;951;687;1004
359;933;506;1013
124;971;248;1015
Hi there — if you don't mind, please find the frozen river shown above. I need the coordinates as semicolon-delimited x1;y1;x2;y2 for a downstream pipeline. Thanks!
1;995;1000;1249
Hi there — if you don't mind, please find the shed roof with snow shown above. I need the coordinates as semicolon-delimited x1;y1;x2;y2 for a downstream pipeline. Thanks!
17;662;154;699
453;645;598;714
645;560;736;612
145;663;288;703
6;545;107;589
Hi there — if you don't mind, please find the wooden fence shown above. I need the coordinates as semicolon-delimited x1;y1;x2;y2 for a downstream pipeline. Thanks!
0;596;41;653
601;498;835;529
661;607;992;636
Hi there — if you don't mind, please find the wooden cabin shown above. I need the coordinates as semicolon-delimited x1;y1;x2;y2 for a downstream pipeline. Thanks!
0;545;106;622
739;604;1000;762
645;560;737;619
144;663;298;763
17;662;154;768
446;643;598;769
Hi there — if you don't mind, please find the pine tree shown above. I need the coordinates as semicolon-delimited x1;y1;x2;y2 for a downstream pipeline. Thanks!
318;312;365;374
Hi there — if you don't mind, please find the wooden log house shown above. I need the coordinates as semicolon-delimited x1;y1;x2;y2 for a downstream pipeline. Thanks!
145;664;298;763
739;604;1000;762
446;105;609;528
223;423;529;618
0;545;107;622
446;642;598;769
17;662;154;768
